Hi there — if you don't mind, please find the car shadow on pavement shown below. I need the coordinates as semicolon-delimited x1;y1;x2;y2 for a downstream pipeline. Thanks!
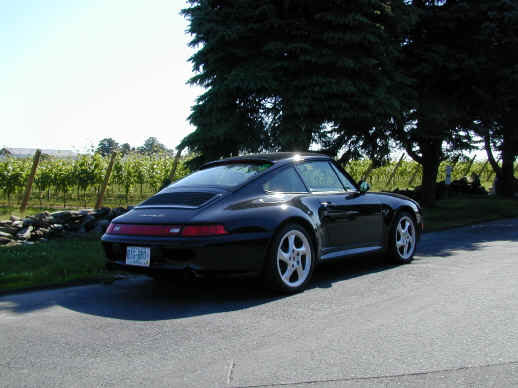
416;219;518;258
1;218;516;320
0;254;396;321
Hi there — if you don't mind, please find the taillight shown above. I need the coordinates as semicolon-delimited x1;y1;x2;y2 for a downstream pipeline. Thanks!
106;223;181;236
180;224;228;236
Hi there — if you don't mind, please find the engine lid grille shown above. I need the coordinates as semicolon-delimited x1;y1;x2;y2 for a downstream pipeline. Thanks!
137;192;218;208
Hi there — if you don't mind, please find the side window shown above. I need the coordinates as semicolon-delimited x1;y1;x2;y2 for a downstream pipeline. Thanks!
295;161;345;192
330;163;356;191
263;167;308;193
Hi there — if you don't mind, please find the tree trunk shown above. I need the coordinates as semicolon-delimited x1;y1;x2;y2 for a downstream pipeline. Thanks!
500;124;517;197
419;140;442;207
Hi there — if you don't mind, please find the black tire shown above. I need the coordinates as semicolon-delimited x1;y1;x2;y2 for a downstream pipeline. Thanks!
263;223;315;294
388;211;417;264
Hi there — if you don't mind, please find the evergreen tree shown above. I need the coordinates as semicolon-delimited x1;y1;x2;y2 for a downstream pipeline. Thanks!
465;0;518;197
394;0;477;207
181;0;414;168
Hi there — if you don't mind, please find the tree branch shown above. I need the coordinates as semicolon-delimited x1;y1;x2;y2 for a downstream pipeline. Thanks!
403;141;423;164
484;134;501;177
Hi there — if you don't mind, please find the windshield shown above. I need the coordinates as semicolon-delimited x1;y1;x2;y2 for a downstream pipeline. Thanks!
171;163;272;189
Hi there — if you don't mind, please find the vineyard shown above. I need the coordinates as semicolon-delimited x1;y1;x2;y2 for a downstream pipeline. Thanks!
0;153;190;210
0;153;501;211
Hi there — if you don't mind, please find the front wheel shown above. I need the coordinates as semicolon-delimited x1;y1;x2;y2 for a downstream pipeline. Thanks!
389;212;417;264
263;224;315;294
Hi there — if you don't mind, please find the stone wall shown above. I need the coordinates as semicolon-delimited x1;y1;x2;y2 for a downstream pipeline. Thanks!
0;207;129;247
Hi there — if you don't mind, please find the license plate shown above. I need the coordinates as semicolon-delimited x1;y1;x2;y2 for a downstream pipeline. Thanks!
126;246;151;267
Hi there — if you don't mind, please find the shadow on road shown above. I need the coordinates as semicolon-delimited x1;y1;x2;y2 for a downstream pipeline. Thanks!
1;218;516;321
0;255;395;321
417;219;518;258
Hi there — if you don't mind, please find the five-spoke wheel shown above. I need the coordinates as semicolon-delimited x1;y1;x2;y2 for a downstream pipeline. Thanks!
390;212;417;263
264;224;314;293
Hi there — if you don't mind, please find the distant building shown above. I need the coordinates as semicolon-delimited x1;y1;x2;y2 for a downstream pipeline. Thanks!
0;147;78;159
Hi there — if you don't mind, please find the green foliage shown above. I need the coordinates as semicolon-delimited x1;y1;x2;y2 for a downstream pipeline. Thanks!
0;153;507;211
0;154;191;209
96;138;119;156
119;143;132;156
138;137;167;155
0;158;29;205
181;0;414;168
461;0;518;196
0;233;109;292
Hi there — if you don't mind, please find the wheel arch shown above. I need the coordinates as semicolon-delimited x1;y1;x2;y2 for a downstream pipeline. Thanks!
383;205;419;250
394;206;419;236
263;216;320;266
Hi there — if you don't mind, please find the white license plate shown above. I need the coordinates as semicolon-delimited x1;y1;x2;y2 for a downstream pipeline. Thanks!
126;246;151;267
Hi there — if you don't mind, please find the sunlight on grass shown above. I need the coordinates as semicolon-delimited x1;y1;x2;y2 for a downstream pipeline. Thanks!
423;198;518;232
0;233;111;292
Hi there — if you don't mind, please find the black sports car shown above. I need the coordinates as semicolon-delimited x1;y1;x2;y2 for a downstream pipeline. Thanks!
102;152;423;293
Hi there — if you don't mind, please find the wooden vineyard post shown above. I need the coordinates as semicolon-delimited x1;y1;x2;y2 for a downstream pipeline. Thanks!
20;149;41;214
95;152;117;210
463;155;476;177
361;160;375;182
169;146;184;182
385;154;405;190
407;164;421;188
478;160;489;176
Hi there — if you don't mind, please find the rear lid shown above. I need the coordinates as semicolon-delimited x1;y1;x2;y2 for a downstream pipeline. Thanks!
114;205;206;225
113;188;226;224
137;191;220;209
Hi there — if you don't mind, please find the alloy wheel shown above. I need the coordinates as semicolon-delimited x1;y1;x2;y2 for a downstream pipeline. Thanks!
395;215;416;260
276;229;312;288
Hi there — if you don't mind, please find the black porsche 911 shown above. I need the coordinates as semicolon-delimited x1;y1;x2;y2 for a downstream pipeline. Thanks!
102;152;423;293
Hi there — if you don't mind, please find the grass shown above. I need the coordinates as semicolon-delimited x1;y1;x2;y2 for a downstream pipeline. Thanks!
0;233;113;293
0;207;65;219
423;197;518;232
0;196;517;294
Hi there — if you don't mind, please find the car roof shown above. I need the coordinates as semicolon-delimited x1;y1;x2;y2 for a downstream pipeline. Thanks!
201;152;330;168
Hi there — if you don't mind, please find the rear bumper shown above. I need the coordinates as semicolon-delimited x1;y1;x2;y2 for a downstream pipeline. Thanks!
101;232;272;274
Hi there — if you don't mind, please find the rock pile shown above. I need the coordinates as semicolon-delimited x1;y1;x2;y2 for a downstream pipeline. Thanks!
0;207;129;247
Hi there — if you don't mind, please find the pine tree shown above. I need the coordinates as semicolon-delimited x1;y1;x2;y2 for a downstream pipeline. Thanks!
181;0;414;168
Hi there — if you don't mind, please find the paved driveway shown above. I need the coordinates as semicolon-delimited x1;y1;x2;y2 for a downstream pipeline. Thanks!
1;219;518;387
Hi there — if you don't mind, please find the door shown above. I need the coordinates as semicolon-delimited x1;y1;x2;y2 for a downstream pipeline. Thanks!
319;192;383;250
295;161;383;253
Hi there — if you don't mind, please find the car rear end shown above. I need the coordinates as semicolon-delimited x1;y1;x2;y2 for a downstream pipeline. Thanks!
101;161;276;277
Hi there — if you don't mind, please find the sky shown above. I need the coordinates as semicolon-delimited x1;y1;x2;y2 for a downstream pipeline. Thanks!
0;0;202;153
0;0;487;160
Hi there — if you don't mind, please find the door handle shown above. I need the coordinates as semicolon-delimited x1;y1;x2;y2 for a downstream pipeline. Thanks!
345;210;360;218
320;201;332;207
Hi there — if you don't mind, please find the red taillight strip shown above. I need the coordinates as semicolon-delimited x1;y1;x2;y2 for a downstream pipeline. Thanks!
181;224;228;237
106;224;181;236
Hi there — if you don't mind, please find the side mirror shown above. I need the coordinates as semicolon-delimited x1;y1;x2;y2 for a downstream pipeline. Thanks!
359;180;370;193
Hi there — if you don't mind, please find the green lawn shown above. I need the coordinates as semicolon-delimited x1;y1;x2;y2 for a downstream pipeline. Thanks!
0;233;112;293
422;197;518;232
0;206;65;219
0;196;517;293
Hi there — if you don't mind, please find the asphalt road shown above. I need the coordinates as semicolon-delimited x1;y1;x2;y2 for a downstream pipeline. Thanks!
1;219;518;387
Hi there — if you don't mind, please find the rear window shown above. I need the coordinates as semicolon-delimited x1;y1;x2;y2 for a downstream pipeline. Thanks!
171;163;272;189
